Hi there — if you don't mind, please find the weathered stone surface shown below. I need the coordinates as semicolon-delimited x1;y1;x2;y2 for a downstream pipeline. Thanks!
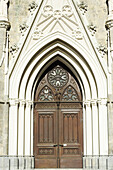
8;0;107;60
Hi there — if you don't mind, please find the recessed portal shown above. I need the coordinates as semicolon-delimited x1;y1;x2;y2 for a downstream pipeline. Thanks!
34;63;83;168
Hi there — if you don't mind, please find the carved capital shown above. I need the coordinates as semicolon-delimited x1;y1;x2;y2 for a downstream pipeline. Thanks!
0;20;10;30
10;99;19;106
97;99;107;106
84;101;91;107
105;19;113;29
26;101;33;108
91;100;97;106
19;100;26;107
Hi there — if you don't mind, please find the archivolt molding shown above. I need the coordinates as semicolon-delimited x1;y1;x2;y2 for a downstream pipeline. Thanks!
8;34;107;102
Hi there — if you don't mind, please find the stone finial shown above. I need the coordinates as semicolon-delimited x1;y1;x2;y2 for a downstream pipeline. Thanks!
10;44;19;57
19;23;28;36
78;1;88;15
88;24;97;36
28;1;38;14
97;45;107;57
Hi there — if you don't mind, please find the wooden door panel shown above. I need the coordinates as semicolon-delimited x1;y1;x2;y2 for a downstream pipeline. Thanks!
63;112;78;143
38;113;54;143
59;109;83;168
34;109;58;168
35;158;57;168
60;157;83;168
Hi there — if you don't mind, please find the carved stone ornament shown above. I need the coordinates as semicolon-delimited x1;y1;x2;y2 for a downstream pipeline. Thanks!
19;23;28;36
28;1;38;14
78;1;88;15
43;5;53;17
72;27;83;40
88;24;97;36
10;44;19;57
33;27;43;40
33;4;83;40
97;45;107;57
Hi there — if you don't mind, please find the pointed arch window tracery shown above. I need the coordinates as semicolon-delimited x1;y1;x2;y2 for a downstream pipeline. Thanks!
36;65;81;102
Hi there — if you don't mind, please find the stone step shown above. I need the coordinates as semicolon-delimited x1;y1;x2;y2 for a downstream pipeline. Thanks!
24;169;100;170
31;169;93;170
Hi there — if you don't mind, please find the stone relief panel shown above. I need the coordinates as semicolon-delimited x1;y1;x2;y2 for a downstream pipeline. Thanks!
32;1;83;40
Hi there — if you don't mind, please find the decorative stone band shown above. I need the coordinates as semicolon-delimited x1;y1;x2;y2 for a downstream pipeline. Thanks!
83;99;107;107
9;99;33;107
0;20;10;30
9;99;107;107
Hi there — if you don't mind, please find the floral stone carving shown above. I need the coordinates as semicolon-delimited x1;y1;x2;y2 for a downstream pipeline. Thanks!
78;1;88;15
10;44;19;57
19;23;28;36
88;24;97;36
28;1;38;14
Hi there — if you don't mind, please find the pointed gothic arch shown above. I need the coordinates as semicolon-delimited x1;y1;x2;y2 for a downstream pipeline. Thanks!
8;34;108;166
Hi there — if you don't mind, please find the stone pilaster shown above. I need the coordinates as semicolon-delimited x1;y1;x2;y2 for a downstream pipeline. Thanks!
106;0;113;156
0;0;10;155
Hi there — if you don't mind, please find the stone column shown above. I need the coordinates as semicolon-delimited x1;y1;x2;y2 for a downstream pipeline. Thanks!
0;0;10;156
106;0;113;156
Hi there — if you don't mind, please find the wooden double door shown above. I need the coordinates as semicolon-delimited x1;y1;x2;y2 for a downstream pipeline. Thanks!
34;102;83;168
34;65;83;168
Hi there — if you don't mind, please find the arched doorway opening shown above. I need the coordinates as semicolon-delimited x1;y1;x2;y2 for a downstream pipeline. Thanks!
34;61;83;168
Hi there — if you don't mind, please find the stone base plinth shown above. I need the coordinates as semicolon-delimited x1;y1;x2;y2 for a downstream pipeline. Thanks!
83;156;113;169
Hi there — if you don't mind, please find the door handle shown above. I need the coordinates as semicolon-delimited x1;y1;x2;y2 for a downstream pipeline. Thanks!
59;144;67;147
53;144;67;147
53;144;58;147
59;144;63;147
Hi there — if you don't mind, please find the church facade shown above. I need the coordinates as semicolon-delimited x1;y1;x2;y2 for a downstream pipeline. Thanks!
0;0;113;169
